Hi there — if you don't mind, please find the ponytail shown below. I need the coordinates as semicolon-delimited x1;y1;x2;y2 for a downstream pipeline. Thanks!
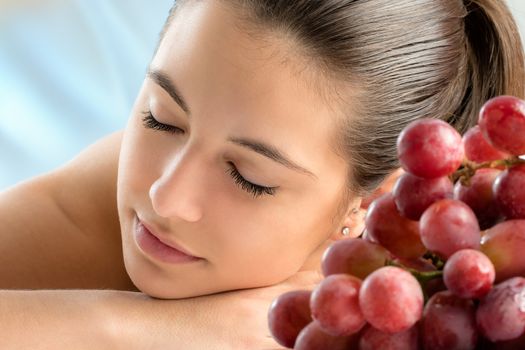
453;0;525;134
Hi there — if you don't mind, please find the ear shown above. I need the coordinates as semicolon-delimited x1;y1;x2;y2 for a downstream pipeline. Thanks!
328;197;365;241
328;167;405;242
340;204;366;239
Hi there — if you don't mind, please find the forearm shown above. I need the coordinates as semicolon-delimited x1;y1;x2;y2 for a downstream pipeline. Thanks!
0;289;116;349
0;289;240;350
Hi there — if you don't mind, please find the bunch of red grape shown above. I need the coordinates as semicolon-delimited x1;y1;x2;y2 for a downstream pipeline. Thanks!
268;95;525;350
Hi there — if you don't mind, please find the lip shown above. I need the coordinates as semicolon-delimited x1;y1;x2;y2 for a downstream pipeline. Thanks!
134;215;203;264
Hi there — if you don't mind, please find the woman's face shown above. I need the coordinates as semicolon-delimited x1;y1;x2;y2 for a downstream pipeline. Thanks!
117;0;359;299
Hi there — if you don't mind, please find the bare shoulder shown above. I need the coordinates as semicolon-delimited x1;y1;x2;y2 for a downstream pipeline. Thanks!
0;130;137;290
51;129;124;238
49;129;138;289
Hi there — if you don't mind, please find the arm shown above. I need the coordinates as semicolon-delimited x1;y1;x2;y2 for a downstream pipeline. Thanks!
0;289;252;349
0;269;322;349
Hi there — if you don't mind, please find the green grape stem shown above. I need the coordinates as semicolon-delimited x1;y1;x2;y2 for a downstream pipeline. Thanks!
386;259;444;283
450;156;525;185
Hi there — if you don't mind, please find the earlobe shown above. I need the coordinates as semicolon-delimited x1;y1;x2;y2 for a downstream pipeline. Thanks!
341;169;405;238
329;197;365;241
340;206;366;239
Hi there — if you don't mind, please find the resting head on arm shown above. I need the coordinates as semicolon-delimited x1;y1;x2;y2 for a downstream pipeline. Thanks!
0;1;522;348
115;0;525;300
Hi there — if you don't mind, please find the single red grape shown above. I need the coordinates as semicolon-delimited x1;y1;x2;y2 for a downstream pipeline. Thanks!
359;266;423;334
493;164;525;219
421;291;478;350
481;220;525;282
443;249;495;299
267;290;312;348
454;168;503;229
310;274;365;337
476;277;525;342
393;173;453;220
397;118;464;178
294;321;359;350
419;199;481;259
365;193;426;259
478;95;525;156
462;125;509;163
321;238;388;279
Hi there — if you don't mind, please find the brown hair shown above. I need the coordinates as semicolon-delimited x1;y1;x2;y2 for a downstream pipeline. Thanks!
155;0;525;199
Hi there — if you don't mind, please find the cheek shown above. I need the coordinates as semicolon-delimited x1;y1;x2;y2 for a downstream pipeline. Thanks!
213;201;325;286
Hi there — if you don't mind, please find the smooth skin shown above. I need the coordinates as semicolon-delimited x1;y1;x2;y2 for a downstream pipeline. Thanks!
0;129;367;348
0;1;401;348
117;0;362;300
0;130;327;349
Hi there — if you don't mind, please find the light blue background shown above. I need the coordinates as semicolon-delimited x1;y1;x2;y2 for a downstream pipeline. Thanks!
0;0;173;190
0;0;524;191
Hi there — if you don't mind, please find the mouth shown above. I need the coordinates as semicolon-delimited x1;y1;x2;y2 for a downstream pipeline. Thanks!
133;214;204;264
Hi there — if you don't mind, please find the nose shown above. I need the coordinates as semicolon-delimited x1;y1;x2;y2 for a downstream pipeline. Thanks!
149;148;205;222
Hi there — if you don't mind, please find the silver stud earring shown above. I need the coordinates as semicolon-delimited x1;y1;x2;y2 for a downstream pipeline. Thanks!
342;227;350;236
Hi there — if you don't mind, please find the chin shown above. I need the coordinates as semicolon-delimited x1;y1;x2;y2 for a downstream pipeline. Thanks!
128;269;203;299
122;256;217;299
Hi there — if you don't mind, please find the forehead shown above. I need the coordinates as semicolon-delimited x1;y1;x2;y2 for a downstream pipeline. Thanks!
151;1;350;181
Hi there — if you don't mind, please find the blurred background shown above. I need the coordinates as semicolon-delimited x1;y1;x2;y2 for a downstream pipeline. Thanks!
0;0;524;191
0;0;173;190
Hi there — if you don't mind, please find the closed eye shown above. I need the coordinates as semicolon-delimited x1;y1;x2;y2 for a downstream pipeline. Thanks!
141;110;184;134
140;110;278;198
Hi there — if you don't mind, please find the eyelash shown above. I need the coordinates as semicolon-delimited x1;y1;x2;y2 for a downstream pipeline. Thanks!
141;110;277;198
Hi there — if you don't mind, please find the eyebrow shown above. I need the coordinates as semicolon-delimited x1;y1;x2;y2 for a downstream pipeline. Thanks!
146;68;318;180
227;137;318;179
147;68;190;114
